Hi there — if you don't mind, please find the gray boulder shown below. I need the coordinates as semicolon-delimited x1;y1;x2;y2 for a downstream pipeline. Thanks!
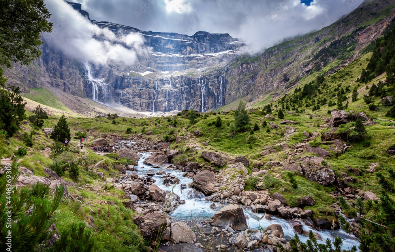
171;222;196;244
148;184;166;202
210;204;248;231
192;170;216;195
265;224;284;238
202;151;226;167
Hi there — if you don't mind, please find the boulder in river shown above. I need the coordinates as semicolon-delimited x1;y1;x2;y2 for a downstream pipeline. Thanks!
265;224;284;238
267;199;282;213
128;182;146;196
171;222;196;244
234;233;247;249
143;152;168;167
192;170;216;196
148;184;166;202
209;204;248;231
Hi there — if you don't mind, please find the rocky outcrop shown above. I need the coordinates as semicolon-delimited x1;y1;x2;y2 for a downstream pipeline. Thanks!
210;204;248;231
202;151;226;167
328;110;369;127
192;170;216;195
300;156;335;186
364;191;379;201
170;222;196;244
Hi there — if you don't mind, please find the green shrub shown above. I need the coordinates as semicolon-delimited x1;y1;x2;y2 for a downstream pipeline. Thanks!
253;123;260;131
31;182;49;198
69;163;80;180
126;127;132;134
51;162;65;177
15;147;27;157
262;175;283;189
23;132;33;147
75;131;87;139
262;121;267;127
244;176;259;191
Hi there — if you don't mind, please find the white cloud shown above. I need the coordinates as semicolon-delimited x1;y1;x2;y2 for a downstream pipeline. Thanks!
43;0;149;65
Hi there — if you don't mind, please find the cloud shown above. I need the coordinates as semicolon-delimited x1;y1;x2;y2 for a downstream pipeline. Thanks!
66;0;364;53
42;0;149;65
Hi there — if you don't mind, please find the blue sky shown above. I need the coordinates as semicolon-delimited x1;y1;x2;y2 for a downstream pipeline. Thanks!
301;0;314;6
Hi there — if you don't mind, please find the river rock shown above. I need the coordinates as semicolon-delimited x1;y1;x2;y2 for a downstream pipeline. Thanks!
210;204;248;231
171;222;196;244
133;211;170;241
117;149;140;165
267;199;282;212
299;196;315;207
228;162;249;176
235;156;249;167
265;224;284;238
144;152;168;167
192;170;216;196
183;162;199;172
291;221;304;234
300;156;335;186
128;182;146;196
148;184;166;202
277;207;292;219
234;233;247;249
201;151;226;167
272;192;287;205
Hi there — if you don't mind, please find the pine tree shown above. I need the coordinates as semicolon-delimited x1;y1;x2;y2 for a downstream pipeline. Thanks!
50;115;71;142
215;116;222;127
29;105;48;128
234;101;250;132
253;123;260;131
278;109;284;119
352;88;358;102
0;86;25;137
189;109;199;124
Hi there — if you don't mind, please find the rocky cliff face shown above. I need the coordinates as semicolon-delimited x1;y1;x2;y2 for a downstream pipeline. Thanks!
3;0;395;114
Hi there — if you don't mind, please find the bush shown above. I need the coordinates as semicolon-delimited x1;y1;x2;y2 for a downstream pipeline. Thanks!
262;175;282;189
387;104;395;118
50;141;67;157
262;121;267;127
15;147;27;157
23;132;34;147
126;127;132;134
51;222;95;252
29;105;48;128
244;176;259;191
51;162;64;177
0;86;25;137
369;104;378;111
75;131;87;139
31;182;49;198
363;95;373;104
69;162;80;180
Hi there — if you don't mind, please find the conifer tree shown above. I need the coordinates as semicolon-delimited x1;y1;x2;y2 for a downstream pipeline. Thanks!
50;115;71;142
352;88;358;102
278;109;284;119
215;116;222;127
234;101;249;132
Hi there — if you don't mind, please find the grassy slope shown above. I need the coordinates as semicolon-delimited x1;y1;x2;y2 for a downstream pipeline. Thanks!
23;87;71;112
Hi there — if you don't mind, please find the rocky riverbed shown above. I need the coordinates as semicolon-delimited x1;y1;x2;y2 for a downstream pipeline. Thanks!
104;138;360;251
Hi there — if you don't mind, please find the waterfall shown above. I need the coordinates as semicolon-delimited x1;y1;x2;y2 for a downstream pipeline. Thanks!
200;77;206;113
166;89;169;112
152;80;158;114
219;76;223;106
84;62;106;103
